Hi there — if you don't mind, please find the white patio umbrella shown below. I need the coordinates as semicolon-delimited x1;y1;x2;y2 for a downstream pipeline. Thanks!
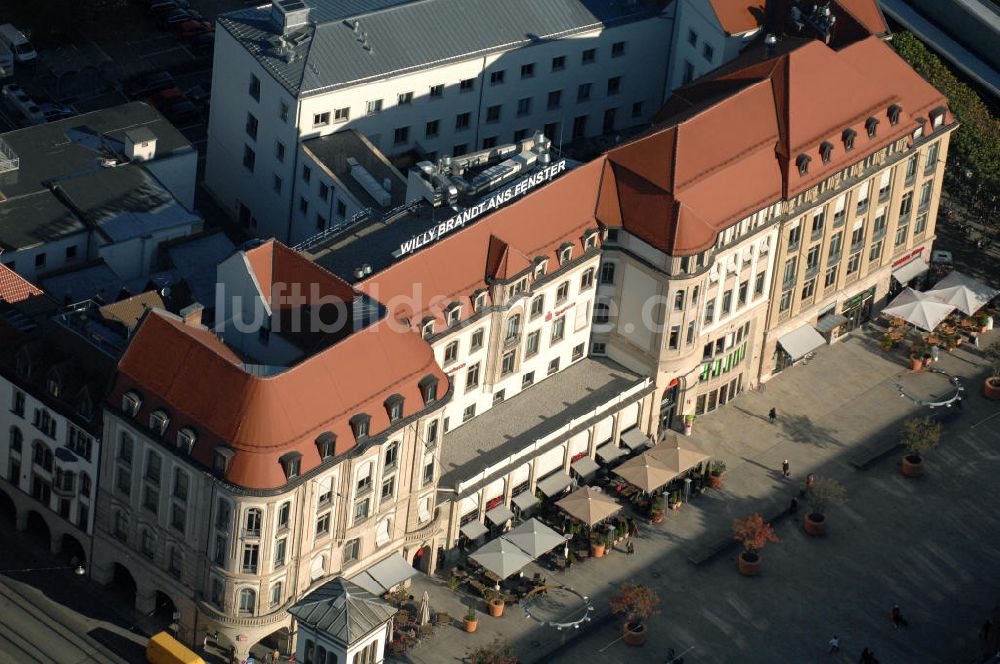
417;591;431;626
926;271;999;315
470;537;533;580
882;288;955;332
501;518;565;558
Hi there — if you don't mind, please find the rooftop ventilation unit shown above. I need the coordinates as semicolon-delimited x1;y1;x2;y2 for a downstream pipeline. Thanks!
271;0;311;35
347;157;391;207
0;137;18;174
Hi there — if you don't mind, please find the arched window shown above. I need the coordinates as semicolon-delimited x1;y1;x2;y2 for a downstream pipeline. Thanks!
32;440;53;471
237;588;256;616
9;425;22;452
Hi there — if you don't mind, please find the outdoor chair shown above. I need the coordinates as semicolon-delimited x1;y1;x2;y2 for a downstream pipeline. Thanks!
433;611;451;627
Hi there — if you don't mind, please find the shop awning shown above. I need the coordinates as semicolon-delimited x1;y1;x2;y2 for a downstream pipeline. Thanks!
556;486;621;526
485;504;515;526
892;256;929;285
512;491;538;512
620;428;649;451
815;313;848;334
777;325;826;361
571;456;600;478
460;521;488;540
366;552;417;592
536;472;573;497
469;538;533;580
596;443;626;463
501;519;565;558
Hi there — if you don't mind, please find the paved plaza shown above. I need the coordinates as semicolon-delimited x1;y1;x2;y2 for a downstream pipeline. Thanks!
404;327;1000;664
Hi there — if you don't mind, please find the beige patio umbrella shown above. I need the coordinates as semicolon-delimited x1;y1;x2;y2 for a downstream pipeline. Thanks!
417;590;431;626
647;433;711;476
556;486;621;526
614;452;675;492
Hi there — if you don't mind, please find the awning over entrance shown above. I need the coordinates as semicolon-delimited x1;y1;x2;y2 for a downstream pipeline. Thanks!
366;553;417;592
512;491;538;512
777;325;826;361
815;313;848;334
536;471;573;497
460;521;488;540
595;443;626;463
892;256;929;285
485;504;515;526
571;456;600;478
619;427;649;451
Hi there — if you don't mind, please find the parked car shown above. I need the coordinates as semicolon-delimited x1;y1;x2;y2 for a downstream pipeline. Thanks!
39;102;77;122
144;87;185;110
162;99;200;124
171;19;212;40
124;71;175;98
0;24;37;64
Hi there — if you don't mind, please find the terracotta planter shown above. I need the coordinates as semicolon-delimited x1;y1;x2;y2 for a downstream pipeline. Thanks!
738;551;761;576
622;622;647;647
684;423;693;436
487;600;504;617
803;512;827;536
901;454;923;478
650;511;665;523
590;542;606;558
984;377;1000;400
463;617;478;633
707;473;723;488
908;354;923;371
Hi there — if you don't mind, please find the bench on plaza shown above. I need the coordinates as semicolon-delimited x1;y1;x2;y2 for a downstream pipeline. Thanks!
849;438;903;470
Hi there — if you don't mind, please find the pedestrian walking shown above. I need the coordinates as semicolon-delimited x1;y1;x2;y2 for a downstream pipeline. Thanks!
781;459;790;478
806;473;816;490
789;497;799;513
626;541;635;556
768;407;777;424
272;649;281;663
829;635;840;653
890;604;909;628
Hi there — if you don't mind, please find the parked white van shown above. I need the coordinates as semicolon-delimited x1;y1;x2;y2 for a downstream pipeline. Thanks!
0;24;37;64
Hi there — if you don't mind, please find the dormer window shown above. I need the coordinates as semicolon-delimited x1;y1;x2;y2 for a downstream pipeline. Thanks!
316;432;336;460
350;414;371;442
558;243;574;264
930;106;945;128
795;154;810;176
583;229;599;250
384;394;404;423
279;451;302;480
887;104;902;126
446;302;462;327
213;446;234;476
47;371;62;398
149;410;170;436
533;258;547;279
842;128;856;151
418;375;439;405
122;391;142;417
421;317;435;340
865;117;879;138
176;428;197;453
472;290;487;312
819;141;833;165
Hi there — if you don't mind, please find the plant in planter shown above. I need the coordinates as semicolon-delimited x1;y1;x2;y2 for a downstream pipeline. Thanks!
649;495;666;523
899;416;941;477
733;512;780;576
610;583;660;647
683;414;696;435
483;588;511;618
447;575;462;591
467;637;517;664
463;604;479;633
707;460;727;488
803;476;847;536
983;342;1000;400
590;530;608;558
908;339;927;371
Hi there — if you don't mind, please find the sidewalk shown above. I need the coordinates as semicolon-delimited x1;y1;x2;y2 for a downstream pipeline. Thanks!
400;327;1000;663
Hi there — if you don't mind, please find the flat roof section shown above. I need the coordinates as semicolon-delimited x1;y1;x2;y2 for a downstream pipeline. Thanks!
302;130;407;211
438;357;646;490
0;190;87;251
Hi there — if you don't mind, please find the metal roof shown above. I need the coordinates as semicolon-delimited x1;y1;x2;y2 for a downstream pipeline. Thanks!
288;577;397;646
219;0;660;97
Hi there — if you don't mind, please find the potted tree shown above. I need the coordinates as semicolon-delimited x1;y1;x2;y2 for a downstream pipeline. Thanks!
733;513;780;576
683;414;696;436
590;530;608;558
610;583;660;647
467;637;517;664
483;588;510;618
649;495;666;523
707;460;727;488
900;417;941;477
463;604;479;633
983;341;1000;400
908;339;926;371
803;476;847;536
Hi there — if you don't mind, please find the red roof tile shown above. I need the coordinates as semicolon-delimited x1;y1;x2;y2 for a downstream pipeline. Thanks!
0;264;43;304
707;1;766;35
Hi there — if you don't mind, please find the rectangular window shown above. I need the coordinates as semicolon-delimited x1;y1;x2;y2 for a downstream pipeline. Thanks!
556;281;569;303
738;280;748;306
444;341;458;364
828;232;843;261
899;191;913;218
486;105;501;123
462;404;476;423
779;289;792;313
279;100;288;121
366;98;383;114
548;358;560;376
806;245;820;271
572;115;587;139
394;126;410;145
353;498;369;523
272;174;282;193
551;316;566;343
600;262;615;284
551;55;566;71
470;328;484;351
522;371;535;388
455;112;471;130
674;291;685;311
703;42;714;61
688;29;698;46
501;350;516;375
704;300;715;325
787;225;801;249
631;101;643;118
869;240;883;262
313;112;330;127
465;363;480;391
577;83;592;102
847;252;861;275
582;48;596;64
754;272;766;297
824;265;838;287
572;343;585;361
343;538;360;564
914;212;928;236
425;119;439;138
333;107;350;122
668;325;680;350
242;145;256;172
521;63;535;79
607;77;621;95
242;544;259;573
547;90;562;110
459;78;475;92
245;113;258;139
249;74;260;101
683;61;695;84
381;476;395;500
490;70;505;85
801;278;816;301
270;581;282;608
526;330;540;357
517;97;531;116
782;257;797;287
686;321;696;344
918;181;933;209
612;41;626;57
398;91;413;105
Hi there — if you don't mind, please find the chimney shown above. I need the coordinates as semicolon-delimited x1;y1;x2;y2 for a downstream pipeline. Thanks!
180;303;204;327
270;0;311;35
